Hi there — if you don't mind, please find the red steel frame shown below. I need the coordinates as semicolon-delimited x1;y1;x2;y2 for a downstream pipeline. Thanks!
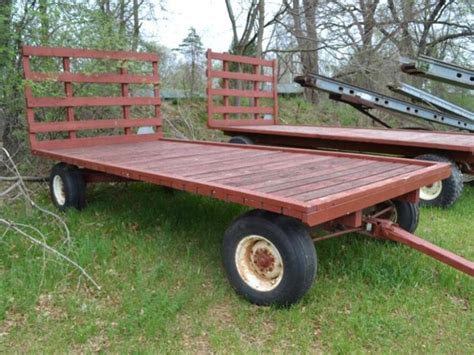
206;49;279;128
22;46;473;278
205;50;474;168
22;45;162;151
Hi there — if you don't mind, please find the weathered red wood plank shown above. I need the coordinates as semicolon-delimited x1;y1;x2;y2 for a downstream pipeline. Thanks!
128;149;273;171
30;118;163;133
272;60;279;123
220;125;474;154
280;163;409;199
25;71;160;84
66;141;229;162
208;70;273;82
268;162;395;197
206;156;332;183
22;45;158;61
212;106;274;114
209;119;273;127
207;50;274;67
62;56;76;140
183;154;317;181
299;165;420;202
28;96;161;108
208;88;273;98
304;165;449;224
253;64;260;120
33;132;162;150
163;138;440;167
180;152;285;177
246;159;375;192
120;66;131;135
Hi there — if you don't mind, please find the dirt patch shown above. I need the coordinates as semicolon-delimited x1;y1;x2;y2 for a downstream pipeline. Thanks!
177;313;212;354
206;302;235;328
0;308;27;338
35;294;67;321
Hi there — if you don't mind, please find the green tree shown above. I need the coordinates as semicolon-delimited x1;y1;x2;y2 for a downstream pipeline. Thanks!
176;27;204;98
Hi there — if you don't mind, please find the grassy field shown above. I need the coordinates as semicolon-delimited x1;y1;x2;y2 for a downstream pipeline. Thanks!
0;181;472;353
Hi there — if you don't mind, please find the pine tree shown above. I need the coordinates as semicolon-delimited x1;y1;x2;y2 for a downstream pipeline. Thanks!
177;27;204;98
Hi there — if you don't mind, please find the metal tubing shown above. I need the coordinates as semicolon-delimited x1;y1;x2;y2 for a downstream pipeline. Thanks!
389;82;474;121
369;218;474;277
400;55;474;89
295;74;474;132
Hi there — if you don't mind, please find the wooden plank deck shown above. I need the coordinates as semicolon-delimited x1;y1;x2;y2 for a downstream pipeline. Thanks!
220;125;474;154
34;139;450;226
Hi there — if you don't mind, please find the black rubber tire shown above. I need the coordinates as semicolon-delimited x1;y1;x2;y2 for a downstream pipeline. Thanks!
229;135;254;145
49;163;86;211
222;209;317;307
392;200;419;234
415;154;463;208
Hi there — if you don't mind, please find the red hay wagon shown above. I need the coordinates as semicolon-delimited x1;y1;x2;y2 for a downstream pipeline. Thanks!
22;46;473;306
206;50;474;208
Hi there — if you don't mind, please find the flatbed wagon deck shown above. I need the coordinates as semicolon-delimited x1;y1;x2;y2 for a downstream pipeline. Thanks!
206;50;474;208
23;46;473;307
34;139;446;227
215;125;474;162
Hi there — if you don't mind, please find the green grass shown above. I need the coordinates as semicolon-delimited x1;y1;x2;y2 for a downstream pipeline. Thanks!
1;183;473;352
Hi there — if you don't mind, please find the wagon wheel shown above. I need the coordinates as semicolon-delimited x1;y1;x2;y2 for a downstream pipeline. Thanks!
366;200;419;233
222;210;317;307
49;163;86;211
415;154;463;208
229;135;254;145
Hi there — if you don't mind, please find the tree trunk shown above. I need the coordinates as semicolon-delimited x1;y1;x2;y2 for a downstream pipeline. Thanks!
39;0;49;45
132;0;140;51
0;0;12;93
118;0;126;40
288;0;319;104
256;0;265;57
0;0;13;147
302;0;319;103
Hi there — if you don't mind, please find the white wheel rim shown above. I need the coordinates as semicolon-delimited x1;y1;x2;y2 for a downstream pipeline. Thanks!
420;181;443;201
53;175;66;206
235;235;284;292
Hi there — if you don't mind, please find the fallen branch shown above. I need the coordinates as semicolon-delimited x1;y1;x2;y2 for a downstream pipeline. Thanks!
1;147;70;245
0;176;48;182
0;218;101;290
1;147;100;290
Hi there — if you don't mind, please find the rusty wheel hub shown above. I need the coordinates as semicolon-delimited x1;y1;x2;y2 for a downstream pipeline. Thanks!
235;236;284;291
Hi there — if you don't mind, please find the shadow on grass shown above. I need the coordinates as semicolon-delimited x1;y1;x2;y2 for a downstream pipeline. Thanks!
78;182;472;292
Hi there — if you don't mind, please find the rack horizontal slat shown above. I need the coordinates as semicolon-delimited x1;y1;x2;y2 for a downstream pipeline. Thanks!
25;71;159;84
22;45;158;61
207;51;274;67
208;88;273;98
30;118;162;133
208;70;273;82
28;96;161;108
212;106;274;114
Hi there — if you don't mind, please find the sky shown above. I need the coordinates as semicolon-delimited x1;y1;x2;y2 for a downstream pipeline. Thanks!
142;0;234;52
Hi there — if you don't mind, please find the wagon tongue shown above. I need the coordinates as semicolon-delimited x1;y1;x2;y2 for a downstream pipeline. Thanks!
366;217;474;277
